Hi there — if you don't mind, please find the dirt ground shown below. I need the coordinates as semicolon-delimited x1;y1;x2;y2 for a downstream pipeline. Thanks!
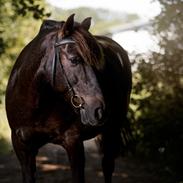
0;139;170;183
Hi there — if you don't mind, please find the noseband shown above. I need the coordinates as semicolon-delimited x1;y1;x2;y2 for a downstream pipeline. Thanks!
52;36;85;109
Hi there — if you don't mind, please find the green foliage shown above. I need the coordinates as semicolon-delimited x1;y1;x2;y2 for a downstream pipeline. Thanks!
12;0;50;19
0;104;11;154
130;0;183;180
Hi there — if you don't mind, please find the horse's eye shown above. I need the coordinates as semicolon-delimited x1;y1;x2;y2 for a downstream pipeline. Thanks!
70;57;81;66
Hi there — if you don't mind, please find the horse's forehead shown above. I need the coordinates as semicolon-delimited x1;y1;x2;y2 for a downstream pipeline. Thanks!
59;44;77;56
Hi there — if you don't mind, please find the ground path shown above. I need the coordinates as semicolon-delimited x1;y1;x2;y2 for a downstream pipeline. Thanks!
0;139;168;183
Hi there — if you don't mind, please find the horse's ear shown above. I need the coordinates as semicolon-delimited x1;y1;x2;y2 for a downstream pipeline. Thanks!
81;17;92;31
59;14;75;38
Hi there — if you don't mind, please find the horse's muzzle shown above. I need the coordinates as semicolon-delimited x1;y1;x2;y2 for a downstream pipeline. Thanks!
79;105;105;126
71;95;105;126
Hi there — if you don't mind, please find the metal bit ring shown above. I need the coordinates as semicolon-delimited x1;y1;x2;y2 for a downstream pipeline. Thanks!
71;95;85;109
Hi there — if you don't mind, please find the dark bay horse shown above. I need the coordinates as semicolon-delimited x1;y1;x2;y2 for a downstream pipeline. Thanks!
6;14;132;183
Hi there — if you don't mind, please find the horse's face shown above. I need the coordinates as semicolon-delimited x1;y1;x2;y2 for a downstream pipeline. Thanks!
53;14;105;126
58;42;105;126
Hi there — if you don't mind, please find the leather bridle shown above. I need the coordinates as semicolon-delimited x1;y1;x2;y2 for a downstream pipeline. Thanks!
52;36;85;109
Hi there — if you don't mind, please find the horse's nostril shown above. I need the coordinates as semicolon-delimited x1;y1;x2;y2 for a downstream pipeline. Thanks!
95;107;103;121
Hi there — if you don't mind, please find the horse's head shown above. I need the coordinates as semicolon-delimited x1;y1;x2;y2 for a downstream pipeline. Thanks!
52;14;105;126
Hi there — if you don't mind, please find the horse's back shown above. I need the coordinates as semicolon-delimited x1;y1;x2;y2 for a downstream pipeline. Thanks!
96;36;132;113
96;35;131;88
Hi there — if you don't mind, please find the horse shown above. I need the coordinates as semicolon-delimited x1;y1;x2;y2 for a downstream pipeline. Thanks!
6;14;132;183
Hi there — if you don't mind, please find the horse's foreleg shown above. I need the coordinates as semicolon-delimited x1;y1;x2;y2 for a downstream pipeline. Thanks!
64;140;85;183
12;131;37;183
102;152;115;183
101;131;121;183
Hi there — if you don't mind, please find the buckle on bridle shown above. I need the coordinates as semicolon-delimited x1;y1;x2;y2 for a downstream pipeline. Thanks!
71;95;85;109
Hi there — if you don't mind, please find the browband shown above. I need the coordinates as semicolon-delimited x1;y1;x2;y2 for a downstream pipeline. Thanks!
55;38;75;47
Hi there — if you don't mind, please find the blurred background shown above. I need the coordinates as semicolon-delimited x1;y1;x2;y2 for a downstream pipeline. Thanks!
0;0;183;182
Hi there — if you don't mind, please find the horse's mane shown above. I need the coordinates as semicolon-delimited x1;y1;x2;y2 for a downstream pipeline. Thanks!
72;27;104;70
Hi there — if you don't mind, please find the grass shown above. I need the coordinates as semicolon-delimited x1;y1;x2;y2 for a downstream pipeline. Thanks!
0;103;12;154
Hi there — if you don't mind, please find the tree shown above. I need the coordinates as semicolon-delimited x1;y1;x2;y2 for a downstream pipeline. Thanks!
12;0;50;19
130;0;183;180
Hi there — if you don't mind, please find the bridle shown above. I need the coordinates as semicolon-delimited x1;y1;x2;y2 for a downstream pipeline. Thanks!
52;36;85;109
